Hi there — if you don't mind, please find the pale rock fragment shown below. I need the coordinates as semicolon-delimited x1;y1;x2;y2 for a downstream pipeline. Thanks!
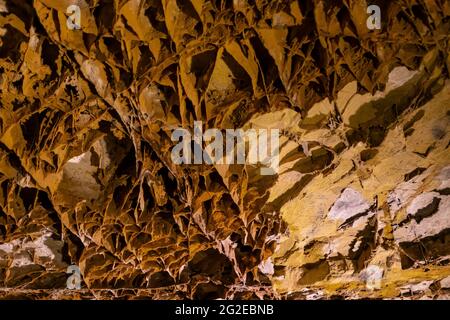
328;188;371;222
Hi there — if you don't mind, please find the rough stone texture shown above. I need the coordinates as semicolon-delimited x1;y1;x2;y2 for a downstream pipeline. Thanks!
0;0;449;299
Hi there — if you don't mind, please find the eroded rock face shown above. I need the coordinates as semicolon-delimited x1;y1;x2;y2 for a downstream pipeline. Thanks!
271;81;450;299
0;0;449;299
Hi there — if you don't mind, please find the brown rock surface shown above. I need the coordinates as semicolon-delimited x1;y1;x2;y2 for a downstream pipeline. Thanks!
0;0;449;299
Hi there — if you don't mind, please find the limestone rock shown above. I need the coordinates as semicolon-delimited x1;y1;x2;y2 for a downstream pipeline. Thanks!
0;0;449;300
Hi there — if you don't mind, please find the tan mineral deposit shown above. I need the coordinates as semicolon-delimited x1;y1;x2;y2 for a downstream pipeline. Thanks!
0;0;449;300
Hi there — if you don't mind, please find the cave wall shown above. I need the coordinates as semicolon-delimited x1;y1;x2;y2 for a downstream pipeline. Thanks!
0;0;449;299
